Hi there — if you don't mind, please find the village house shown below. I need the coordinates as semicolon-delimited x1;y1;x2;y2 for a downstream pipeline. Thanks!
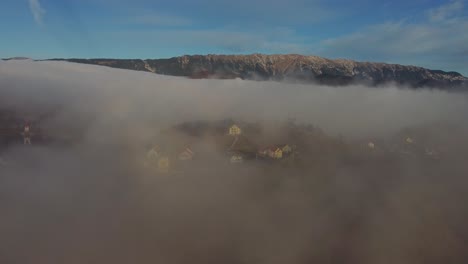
269;147;283;159
366;141;385;155
281;144;293;154
257;148;268;157
230;154;244;164
146;146;160;161
406;137;414;144
178;147;194;161
228;149;245;164
258;146;283;159
21;124;33;145
158;157;170;173
228;124;242;136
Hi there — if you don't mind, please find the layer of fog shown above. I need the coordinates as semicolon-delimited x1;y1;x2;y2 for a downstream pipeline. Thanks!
1;60;468;264
1;60;468;139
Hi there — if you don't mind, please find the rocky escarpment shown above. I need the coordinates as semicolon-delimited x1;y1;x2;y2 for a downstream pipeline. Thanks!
50;54;467;89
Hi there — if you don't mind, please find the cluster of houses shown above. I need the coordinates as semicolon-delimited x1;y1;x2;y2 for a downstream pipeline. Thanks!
257;144;293;159
226;124;297;163
364;135;440;159
366;137;415;151
0;112;443;171
144;123;298;173
144;144;195;173
142;121;442;175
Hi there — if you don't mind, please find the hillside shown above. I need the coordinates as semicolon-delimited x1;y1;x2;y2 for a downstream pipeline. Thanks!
49;54;467;89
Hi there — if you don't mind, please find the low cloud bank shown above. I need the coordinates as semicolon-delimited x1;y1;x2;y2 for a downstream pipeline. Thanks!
1;60;467;137
1;60;468;264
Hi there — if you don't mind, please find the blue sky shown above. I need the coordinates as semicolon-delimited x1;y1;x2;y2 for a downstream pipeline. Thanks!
1;0;467;75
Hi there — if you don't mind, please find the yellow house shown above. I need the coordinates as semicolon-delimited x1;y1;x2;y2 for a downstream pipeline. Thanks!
158;157;170;173
406;137;414;144
282;144;292;154
273;148;283;159
258;145;284;159
268;147;283;159
228;125;242;136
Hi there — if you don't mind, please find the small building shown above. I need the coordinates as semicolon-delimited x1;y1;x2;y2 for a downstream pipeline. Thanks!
425;148;437;155
368;142;375;150
228;125;242;136
281;144;293;154
269;147;283;159
259;146;283;159
146;146;160;161
230;154;244;164
158;157;170;173
178;147;194;161
405;137;414;144
22;124;33;145
257;148;268;157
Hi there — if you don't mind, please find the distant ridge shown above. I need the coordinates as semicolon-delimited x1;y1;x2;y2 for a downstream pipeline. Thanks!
49;54;467;89
2;57;32;61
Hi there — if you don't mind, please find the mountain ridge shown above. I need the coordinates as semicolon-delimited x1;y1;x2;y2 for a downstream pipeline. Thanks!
48;54;467;89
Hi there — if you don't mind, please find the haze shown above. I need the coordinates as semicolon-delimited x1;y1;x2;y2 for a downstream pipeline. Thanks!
1;60;468;264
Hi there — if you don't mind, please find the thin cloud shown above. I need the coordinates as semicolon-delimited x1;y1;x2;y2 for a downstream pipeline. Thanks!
134;13;192;27
109;27;312;54
28;0;46;26
427;0;464;22
319;2;468;75
111;0;333;26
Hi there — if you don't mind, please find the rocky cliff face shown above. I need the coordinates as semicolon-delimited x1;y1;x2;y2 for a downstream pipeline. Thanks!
51;54;467;89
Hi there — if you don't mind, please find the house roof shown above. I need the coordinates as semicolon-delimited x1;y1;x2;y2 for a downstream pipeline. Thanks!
180;147;194;155
259;145;282;152
148;146;160;153
185;148;194;154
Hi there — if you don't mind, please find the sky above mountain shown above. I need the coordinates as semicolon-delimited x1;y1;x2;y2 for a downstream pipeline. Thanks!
1;0;467;75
